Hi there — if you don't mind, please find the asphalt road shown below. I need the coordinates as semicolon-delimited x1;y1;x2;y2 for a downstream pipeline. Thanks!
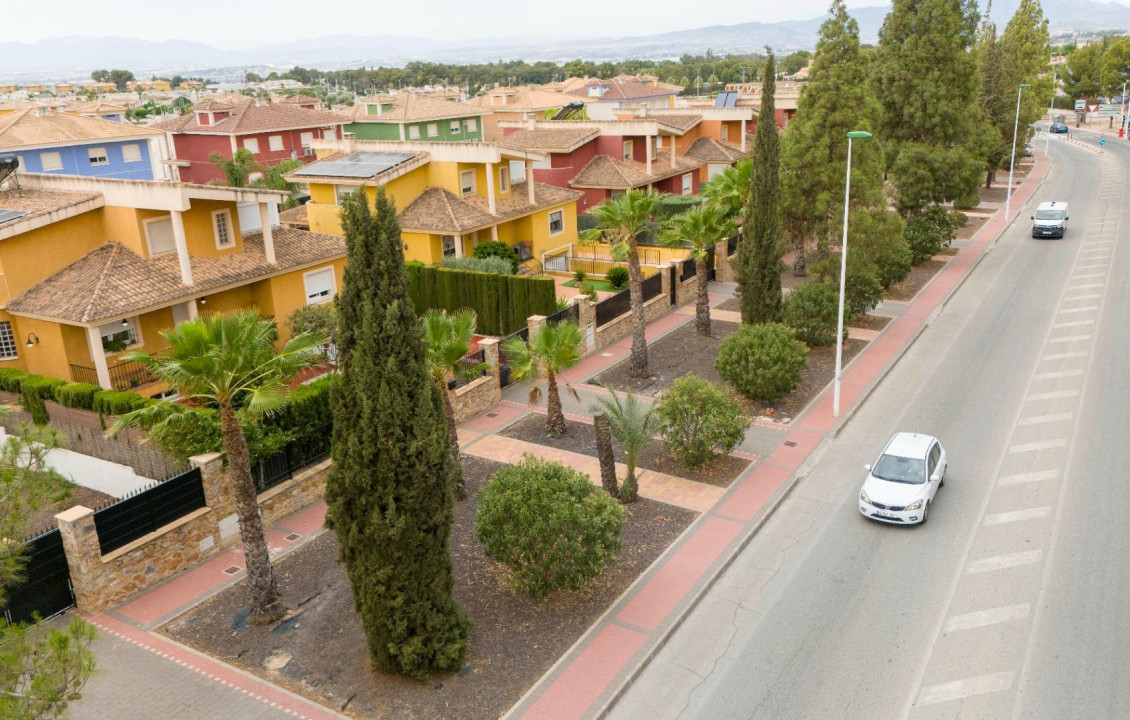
608;135;1128;720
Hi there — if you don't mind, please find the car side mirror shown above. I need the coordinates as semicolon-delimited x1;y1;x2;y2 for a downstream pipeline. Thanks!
864;464;872;472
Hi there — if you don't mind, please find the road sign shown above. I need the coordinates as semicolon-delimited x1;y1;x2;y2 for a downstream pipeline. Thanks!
1075;99;1086;111
1097;104;1122;117
1100;138;1107;146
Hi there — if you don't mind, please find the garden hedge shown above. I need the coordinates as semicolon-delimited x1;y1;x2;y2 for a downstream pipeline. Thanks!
18;375;66;400
53;382;104;410
92;389;149;416
406;264;556;335
0;368;26;393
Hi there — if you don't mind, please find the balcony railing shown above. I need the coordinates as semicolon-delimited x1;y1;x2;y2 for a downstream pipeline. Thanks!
70;351;165;390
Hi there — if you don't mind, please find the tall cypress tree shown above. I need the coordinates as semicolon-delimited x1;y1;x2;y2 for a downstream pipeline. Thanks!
737;49;784;324
325;188;469;679
873;0;990;212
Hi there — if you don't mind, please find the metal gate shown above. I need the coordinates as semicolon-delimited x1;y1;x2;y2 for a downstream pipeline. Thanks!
5;528;75;624
498;326;529;388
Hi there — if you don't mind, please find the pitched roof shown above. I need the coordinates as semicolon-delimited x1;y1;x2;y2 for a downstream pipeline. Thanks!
278;204;309;229
496;127;598;153
277;94;321;107
563;77;684;102
464;87;587;112
335;94;490;123
0;109;161;150
653;114;701;132
569;154;703;189
281;150;429;185
151;102;344;135
0;187;103;228
398;181;581;234
4;228;345;324
683;137;750;163
65;101;129;116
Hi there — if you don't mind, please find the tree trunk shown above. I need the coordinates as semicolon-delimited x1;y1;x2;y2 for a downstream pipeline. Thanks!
593;412;618;499
792;235;807;277
985;167;994;189
627;241;649;378
621;464;638;503
219;401;284;625
440;387;465;500
545;370;567;436
695;254;711;336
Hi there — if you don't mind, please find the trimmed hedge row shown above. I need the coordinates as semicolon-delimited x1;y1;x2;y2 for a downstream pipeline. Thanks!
0;367;149;416
406;263;556;335
262;375;334;465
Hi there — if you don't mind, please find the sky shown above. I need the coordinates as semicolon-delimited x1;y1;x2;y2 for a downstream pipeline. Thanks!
9;0;891;48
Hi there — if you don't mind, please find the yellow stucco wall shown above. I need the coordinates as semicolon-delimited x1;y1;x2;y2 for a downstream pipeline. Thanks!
262;259;345;343
0;211;106;299
102;206;148;256
16;318;73;382
181;200;244;257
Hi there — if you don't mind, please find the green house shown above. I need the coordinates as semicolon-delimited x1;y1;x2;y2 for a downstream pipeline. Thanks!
337;94;491;142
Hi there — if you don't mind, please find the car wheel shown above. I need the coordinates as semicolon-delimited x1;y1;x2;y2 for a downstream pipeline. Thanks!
920;502;930;525
940;472;945;488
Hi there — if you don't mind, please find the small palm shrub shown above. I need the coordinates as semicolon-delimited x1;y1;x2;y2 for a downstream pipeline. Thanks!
476;456;625;598
605;265;629;290
653;374;750;468
716;324;808;402
782;281;841;346
573;269;587;284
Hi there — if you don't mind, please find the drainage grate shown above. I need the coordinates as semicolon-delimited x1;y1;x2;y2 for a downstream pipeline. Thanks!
485;412;498;418
223;566;241;575
783;441;798;447
285;533;300;542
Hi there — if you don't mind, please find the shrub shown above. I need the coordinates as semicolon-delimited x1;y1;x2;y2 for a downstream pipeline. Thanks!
92;389;148;416
905;205;961;265
580;281;598;303
53;382;103;410
0;368;27;393
716;324;808;402
573;269;587;284
657;194;703;218
149;407;289;464
476;456;625;598
874;238;913;290
20;386;49;425
406;264;556;335
19;375;66;400
782;281;841;346
262;375;333;465
605;265;629;290
845;270;884;318
653;374;750;468
471;240;520;273
439;255;512;274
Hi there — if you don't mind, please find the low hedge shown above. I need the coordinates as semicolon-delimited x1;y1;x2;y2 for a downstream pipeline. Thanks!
0;368;26;393
92;389;150;416
20;375;67;400
53;382;104;410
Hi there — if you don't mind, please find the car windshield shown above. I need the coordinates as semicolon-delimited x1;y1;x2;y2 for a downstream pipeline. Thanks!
872;454;927;484
1036;209;1065;220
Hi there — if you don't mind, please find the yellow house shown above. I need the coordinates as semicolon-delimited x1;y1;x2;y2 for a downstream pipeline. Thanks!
0;174;345;394
290;139;582;266
0;84;19;94
179;81;205;91
22;84;47;94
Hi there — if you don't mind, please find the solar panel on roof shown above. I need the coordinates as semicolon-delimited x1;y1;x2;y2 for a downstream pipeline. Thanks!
714;91;738;109
0;208;28;225
293;151;418;179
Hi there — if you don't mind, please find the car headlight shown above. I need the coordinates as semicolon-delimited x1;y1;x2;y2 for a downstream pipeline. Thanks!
860;490;870;504
905;500;923;512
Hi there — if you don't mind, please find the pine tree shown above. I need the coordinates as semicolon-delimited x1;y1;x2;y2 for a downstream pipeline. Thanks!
737;49;784;324
873;0;990;212
324;188;469;679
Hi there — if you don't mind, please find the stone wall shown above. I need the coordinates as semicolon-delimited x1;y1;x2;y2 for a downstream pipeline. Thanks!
448;337;502;425
260;459;331;526
676;261;699;307
714;240;735;282
594;293;673;352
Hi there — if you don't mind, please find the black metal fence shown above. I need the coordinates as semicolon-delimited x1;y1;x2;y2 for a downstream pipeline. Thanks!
545;303;580;327
498;326;529;389
93;467;206;555
448;349;488;390
4;527;75;624
70;355;160;391
252;423;334;494
680;245;716;283
641;271;663;302
594;272;665;328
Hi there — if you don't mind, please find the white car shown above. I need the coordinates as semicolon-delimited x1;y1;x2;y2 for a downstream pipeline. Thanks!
858;432;947;525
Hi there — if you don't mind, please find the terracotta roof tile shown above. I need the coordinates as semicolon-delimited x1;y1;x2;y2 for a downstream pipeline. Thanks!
564;77;684;101
398;181;581;234
683;137;750;163
0;187;102;227
152;103;344;135
569;154;703;189
0;109;161;150
278;204;309;229
496;127;598;153
464;87;587;112
336;94;489;123
654;114;702;132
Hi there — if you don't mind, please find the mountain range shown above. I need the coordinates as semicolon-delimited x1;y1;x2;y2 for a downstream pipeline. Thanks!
1;0;1127;83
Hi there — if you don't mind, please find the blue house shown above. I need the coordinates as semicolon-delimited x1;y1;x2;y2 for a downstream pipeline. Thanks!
0;109;171;181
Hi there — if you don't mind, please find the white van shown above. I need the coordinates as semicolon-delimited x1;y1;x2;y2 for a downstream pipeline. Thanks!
1031;202;1068;239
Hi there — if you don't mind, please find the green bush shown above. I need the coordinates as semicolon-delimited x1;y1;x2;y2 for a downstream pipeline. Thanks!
0;368;27;393
92;389;148;416
657;194;703;218
20;386;49;425
653;374;750;468
53;382;104;410
262;376;333;464
406;264;556;335
573;269;587;284
605;265;629;290
149;407;289;464
782;281;841;346
471;240;520;273
875;238;913;290
476;456;625;599
716;324;808;402
440;255;512;274
19;375;66;400
580;281;598;303
905;205;961;265
845;271;884;318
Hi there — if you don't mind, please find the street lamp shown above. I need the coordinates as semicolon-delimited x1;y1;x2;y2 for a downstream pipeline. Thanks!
1005;83;1031;221
833;130;872;418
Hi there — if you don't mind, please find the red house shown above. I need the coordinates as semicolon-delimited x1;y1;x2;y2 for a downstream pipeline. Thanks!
153;100;346;184
498;120;705;214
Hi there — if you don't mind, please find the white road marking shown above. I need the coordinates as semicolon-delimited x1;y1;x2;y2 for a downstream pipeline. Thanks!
1018;412;1074;426
1046;335;1091;344
984;507;1054;526
1056;307;1098;315
1053;320;1094;328
1009;439;1067;454
1062;294;1101;301
1026;390;1079;401
944;604;1031;633
1073;263;1107;269
967;550;1044;575
1034;369;1084;380
1042;351;1088;361
917;672;1014;706
1069;283;1104;290
1071;273;1106;279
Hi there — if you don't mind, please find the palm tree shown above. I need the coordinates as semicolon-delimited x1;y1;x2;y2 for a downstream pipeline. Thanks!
701;158;753;219
112;310;324;624
590;391;657;503
581;190;664;378
661;203;736;336
208;148;259;188
422;309;488;498
502;321;583;436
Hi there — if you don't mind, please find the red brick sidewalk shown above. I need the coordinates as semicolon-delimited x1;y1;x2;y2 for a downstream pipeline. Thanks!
503;150;1050;720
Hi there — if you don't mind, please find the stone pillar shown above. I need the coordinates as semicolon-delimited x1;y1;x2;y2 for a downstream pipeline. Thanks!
527;314;547;339
714;239;734;282
573;296;596;351
55;506;104;613
191;452;236;547
526;161;536;204
479;337;501;381
659;262;673;308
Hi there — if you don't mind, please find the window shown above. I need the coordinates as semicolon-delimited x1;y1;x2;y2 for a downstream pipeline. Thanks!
442;235;457;257
300;131;314;148
144;216;176;255
499;166;509;193
212;209;234;248
243;138;259;153
335;185;356;205
408;125;421;140
268;135;284;152
460;170;475;195
510;159;527;182
247;171;263;183
0;321;17;360
622;140;633;161
450;121;461;134
304;267;336;304
39;151;62;171
427;123;438;137
928;445;942;478
99;319;137;353
721;125;729;142
121;143;142;163
88;147;109;166
466;118;478;133
548;209;564;236
681;173;693;195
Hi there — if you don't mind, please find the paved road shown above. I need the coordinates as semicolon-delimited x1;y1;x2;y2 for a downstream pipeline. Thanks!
610;137;1128;720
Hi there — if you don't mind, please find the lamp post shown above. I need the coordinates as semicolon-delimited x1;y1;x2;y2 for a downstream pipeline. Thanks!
833;130;872;418
1005;83;1031;221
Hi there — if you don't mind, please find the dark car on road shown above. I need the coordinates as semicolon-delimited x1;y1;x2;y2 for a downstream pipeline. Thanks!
1049;123;1069;134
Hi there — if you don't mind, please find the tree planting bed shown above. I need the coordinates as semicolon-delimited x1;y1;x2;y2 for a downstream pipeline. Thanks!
499;414;749;487
161;456;696;720
886;259;947;302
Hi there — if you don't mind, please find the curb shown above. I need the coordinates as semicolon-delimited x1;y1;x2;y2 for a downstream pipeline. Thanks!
589;151;1051;719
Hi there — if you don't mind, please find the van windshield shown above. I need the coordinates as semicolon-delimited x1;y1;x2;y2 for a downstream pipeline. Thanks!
1035;209;1065;221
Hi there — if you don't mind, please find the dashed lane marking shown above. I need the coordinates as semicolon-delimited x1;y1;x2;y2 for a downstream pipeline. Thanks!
967;550;1044;575
917;672;1015;706
1018;413;1074;426
997;470;1061;487
1008;439;1068;454
944;604;1032;633
983;507;1054;526
1026;390;1079;401
1033;369;1084;379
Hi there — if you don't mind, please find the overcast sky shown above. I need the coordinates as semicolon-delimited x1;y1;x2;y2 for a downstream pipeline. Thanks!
10;0;893;47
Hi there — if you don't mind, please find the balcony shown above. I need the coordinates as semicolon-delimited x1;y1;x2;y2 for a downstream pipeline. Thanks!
70;353;163;391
